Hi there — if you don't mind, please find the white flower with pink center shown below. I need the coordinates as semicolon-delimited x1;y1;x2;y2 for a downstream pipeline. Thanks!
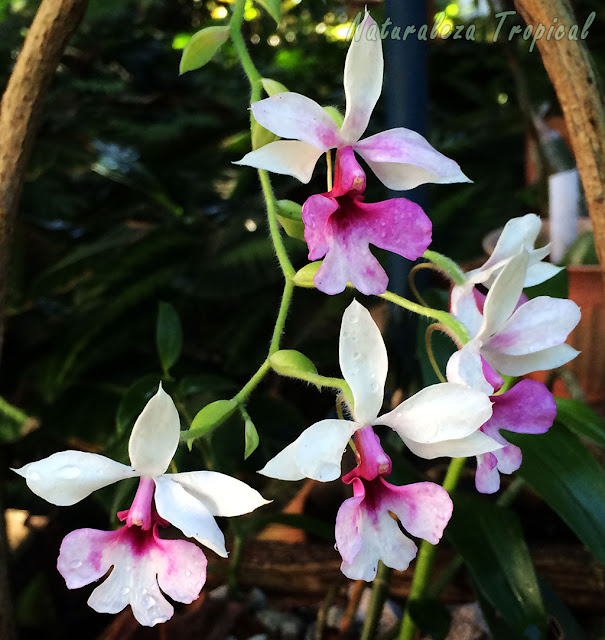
302;146;431;295
335;472;452;581
235;11;468;189
13;385;269;626
450;214;563;337
259;300;499;484
450;250;581;377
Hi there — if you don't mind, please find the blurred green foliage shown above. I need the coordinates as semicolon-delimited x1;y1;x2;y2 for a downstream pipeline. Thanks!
2;0;605;636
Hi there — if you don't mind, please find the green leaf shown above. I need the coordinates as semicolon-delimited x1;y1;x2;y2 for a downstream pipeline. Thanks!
244;415;259;459
447;493;547;638
156;302;183;374
292;261;321;288
179;26;230;74
184;399;238;440
269;349;318;378
261;77;289;96
508;424;605;564
554;397;605;447
276;199;305;241
255;0;281;23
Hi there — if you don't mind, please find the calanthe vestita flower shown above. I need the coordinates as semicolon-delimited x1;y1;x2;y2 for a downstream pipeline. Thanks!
446;345;556;493
13;385;269;626
303;146;431;295
451;251;581;376
236;11;469;189
450;213;563;336
260;300;499;483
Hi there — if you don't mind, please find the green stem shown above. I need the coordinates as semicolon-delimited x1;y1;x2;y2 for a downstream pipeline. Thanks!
398;458;466;640
227;531;244;597
260;169;295;279
427;476;526;599
423;250;466;286
361;562;392;640
270;278;294;354
380;290;470;345
233;359;272;405
230;0;262;104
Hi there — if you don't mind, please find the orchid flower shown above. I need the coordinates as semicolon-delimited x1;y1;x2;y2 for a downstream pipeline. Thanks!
260;300;499;484
303;146;431;295
13;385;269;626
446;346;556;493
235;11;468;189
336;472;452;581
450;214;563;336
451;251;581;377
334;427;452;580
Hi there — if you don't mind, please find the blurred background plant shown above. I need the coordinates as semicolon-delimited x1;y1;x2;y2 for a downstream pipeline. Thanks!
2;0;605;637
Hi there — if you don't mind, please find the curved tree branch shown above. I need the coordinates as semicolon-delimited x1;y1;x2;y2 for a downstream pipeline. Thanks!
513;0;605;276
0;1;88;638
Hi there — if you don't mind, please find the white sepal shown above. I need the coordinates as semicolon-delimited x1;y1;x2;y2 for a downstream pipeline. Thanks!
259;419;359;482
340;300;388;425
154;476;228;558
12;451;137;506
129;384;181;478
168;470;270;517
375;383;493;444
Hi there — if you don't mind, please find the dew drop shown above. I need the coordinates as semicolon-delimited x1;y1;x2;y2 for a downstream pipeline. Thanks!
185;570;191;577
143;594;156;610
121;587;130;596
58;465;81;480
194;582;203;591
69;560;82;569
334;542;339;551
353;351;361;360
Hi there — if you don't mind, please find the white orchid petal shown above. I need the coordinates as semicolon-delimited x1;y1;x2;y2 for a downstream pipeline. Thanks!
167;470;270;517
450;284;484;338
88;562;173;627
251;93;341;150
375;383;493;444
478;251;529;340
354;128;470;190
401;430;503;460
235;140;324;183
446;341;493;395
483;343;579;377
154;476;227;557
128;384;181;478
340;300;387;425
485;296;581;356
12;451;137;506
341;509;417;582
483;214;541;271
259;419;359;482
524;261;564;287
340;11;383;144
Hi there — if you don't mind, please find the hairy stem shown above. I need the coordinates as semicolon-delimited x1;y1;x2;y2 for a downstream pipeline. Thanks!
361;562;392;640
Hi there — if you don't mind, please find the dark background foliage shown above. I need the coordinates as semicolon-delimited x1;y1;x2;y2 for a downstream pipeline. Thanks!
2;0;604;636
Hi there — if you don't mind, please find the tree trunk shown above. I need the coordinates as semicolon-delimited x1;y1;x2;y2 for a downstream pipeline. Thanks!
0;1;88;637
513;0;605;279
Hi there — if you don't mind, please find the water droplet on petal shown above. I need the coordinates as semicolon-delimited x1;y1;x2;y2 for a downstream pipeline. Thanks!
194;581;203;591
334;542;339;551
121;587;130;596
185;570;191;577
353;351;361;360
58;465;81;480
143;594;156;610
69;560;82;569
